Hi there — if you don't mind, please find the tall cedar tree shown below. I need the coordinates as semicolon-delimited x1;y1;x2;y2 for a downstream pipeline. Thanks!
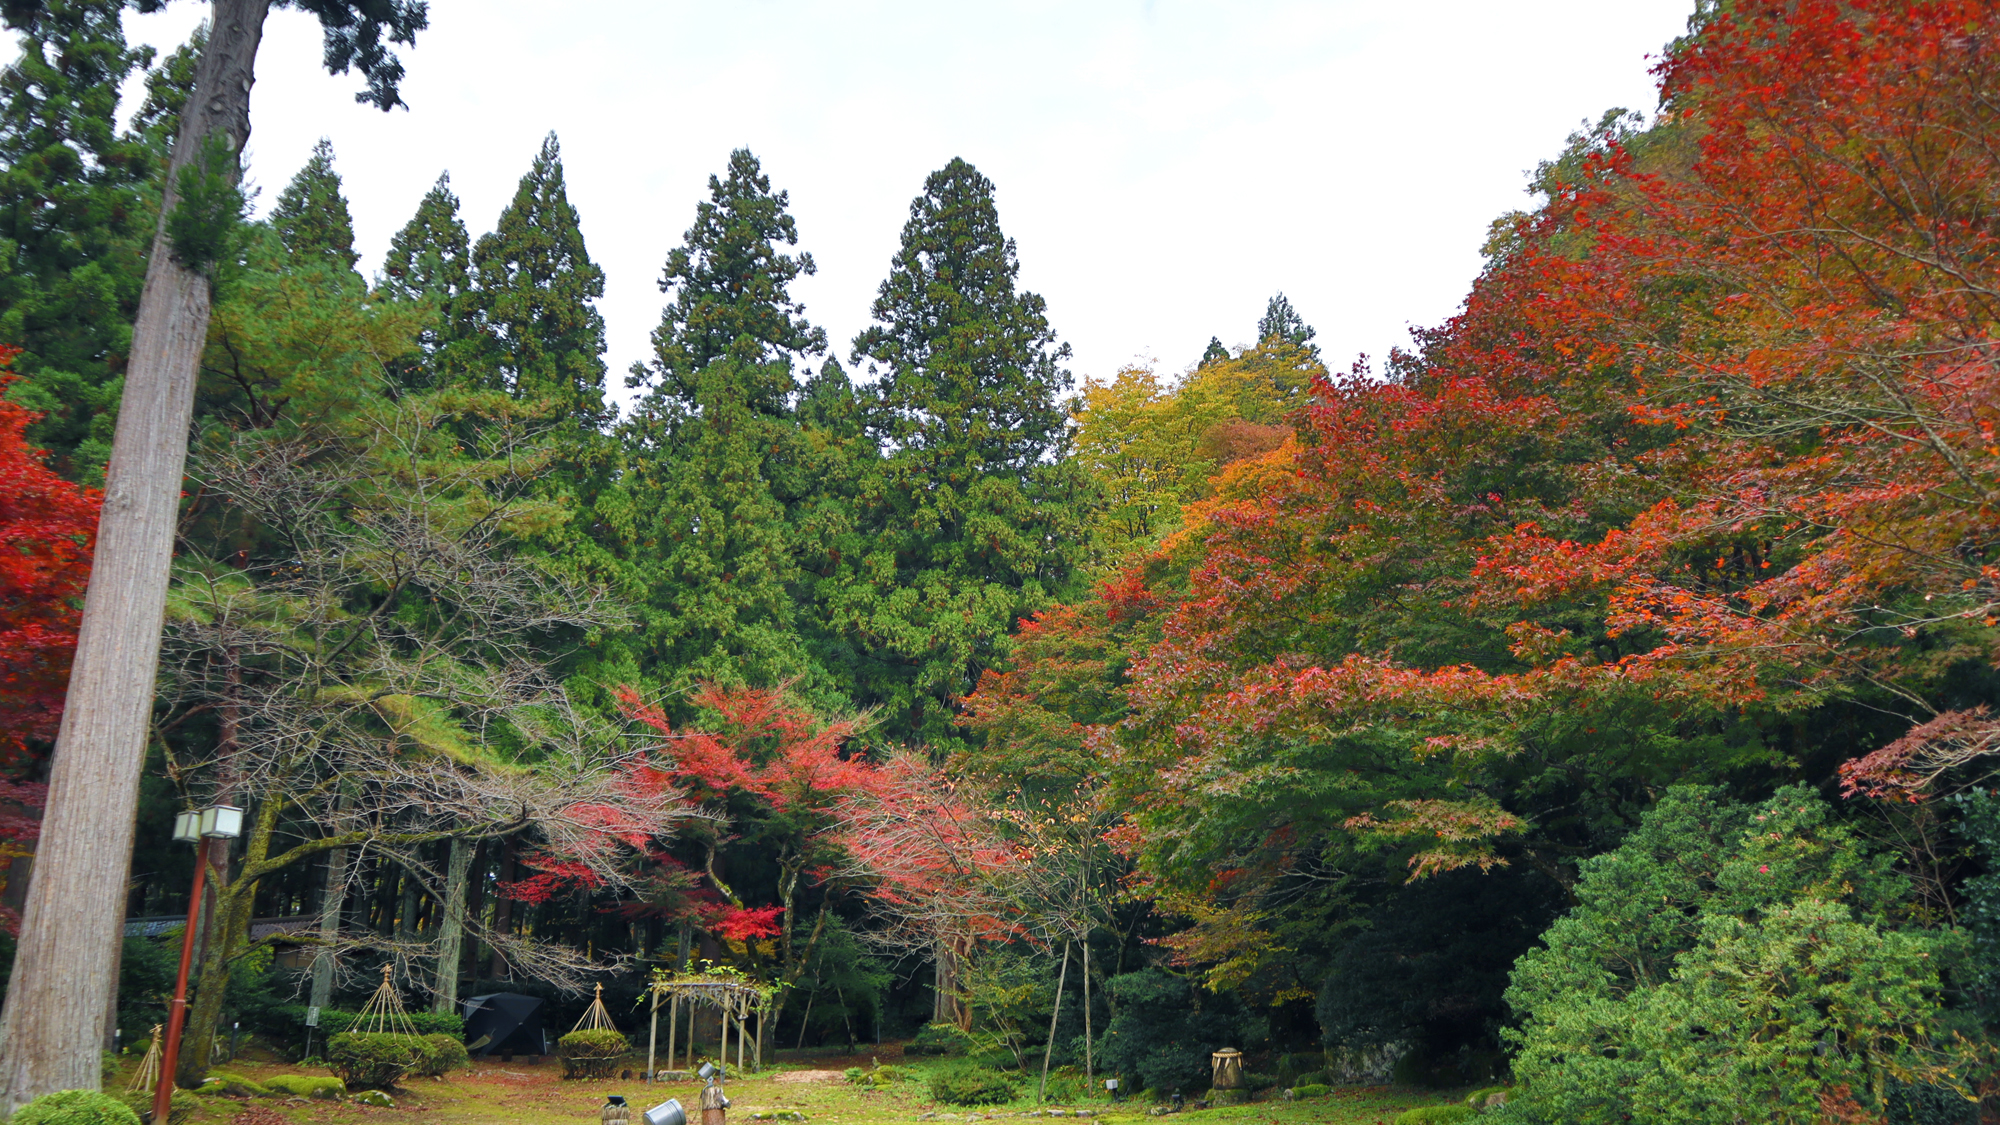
845;156;1093;748
615;149;844;702
1256;291;1316;351
1;0;428;1106
379;171;475;391
0;0;158;483
1199;336;1230;366
268;137;358;276
470;132;609;430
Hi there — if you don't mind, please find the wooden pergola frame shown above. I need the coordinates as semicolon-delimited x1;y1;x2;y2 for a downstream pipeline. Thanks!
644;969;779;1081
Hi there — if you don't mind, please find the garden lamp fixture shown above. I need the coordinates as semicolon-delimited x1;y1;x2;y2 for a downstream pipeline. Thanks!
171;804;243;842
154;804;245;1123
645;1098;688;1125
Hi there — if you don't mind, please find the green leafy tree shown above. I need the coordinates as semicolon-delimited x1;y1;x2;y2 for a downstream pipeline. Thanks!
470;132;609;430
843;157;1096;747
1502;786;1980;1124
267;137;358;276
379;171;476;391
0;0;160;481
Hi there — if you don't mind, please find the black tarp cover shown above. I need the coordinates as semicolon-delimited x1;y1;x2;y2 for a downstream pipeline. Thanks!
461;992;547;1057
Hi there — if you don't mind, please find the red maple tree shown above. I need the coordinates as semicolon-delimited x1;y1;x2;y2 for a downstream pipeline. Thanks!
0;347;98;777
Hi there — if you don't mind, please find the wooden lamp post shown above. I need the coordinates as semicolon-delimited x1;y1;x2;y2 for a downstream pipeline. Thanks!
152;805;241;1124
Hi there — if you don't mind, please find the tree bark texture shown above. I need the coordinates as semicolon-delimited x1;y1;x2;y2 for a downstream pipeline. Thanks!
431;836;474;1012
0;0;269;1108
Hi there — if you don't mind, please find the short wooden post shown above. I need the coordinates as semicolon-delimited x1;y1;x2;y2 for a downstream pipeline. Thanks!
700;1080;728;1125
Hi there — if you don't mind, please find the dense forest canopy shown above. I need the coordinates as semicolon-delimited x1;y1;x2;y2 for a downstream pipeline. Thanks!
2;1;1999;1121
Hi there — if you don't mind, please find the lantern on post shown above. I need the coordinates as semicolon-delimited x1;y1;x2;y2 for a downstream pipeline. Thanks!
153;805;243;1125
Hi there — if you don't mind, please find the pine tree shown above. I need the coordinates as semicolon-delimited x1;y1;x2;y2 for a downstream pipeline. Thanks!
470;132;609;429
1200;336;1230;366
0;0;161;481
380;171;476;391
269;137;359;275
1257;291;1317;351
611;149;843;702
843;157;1096;748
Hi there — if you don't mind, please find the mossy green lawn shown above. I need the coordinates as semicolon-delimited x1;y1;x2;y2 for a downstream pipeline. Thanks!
106;1054;1452;1125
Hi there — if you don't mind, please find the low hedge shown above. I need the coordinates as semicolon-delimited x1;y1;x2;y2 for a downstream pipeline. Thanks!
326;1031;428;1090
559;1028;628;1079
269;1004;463;1040
1290;1084;1331;1100
927;1064;1016;1106
14;1090;141;1125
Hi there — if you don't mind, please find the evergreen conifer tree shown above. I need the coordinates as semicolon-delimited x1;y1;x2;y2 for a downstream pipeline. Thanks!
0;0;160;480
470;132;609;429
612;149;845;701
1200;336;1230;366
844;157;1095;748
269;137;359;275
380;171;476;391
1257;291;1317;352
629;146;825;413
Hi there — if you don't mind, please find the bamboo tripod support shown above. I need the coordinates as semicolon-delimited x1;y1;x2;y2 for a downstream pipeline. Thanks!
354;965;418;1037
126;1025;163;1095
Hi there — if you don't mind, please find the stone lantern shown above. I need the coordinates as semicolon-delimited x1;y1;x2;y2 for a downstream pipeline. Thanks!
1210;1049;1245;1104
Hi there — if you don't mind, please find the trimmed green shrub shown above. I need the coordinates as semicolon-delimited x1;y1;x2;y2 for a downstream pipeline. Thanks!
843;1067;865;1084
558;1028;629;1079
1393;1108;1473;1125
905;1021;974;1057
263;1074;347;1100
413;1033;470;1077
1290;1084;1331;1100
927;1064;1016;1106
13;1090;140;1125
326;1031;427;1090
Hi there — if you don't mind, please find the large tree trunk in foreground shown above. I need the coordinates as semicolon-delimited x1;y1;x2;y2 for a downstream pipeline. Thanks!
0;0;270;1109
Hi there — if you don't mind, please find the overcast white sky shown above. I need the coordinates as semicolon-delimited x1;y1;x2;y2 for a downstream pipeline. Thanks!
78;1;1689;410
